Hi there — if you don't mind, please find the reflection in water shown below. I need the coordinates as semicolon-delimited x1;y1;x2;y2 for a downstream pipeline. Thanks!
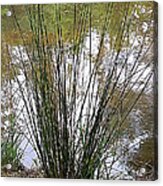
2;30;153;178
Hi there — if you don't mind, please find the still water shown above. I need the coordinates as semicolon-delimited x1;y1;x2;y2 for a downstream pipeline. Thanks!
2;30;154;179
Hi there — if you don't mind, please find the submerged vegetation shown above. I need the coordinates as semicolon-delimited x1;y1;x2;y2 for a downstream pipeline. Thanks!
1;2;158;180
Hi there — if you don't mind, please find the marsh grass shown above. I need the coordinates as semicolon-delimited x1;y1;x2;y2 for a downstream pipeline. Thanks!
1;2;157;179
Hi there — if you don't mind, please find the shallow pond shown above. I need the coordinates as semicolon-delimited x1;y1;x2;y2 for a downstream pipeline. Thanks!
1;30;155;180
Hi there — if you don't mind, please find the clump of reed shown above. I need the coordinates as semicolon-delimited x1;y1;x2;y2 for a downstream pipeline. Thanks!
4;2;156;179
